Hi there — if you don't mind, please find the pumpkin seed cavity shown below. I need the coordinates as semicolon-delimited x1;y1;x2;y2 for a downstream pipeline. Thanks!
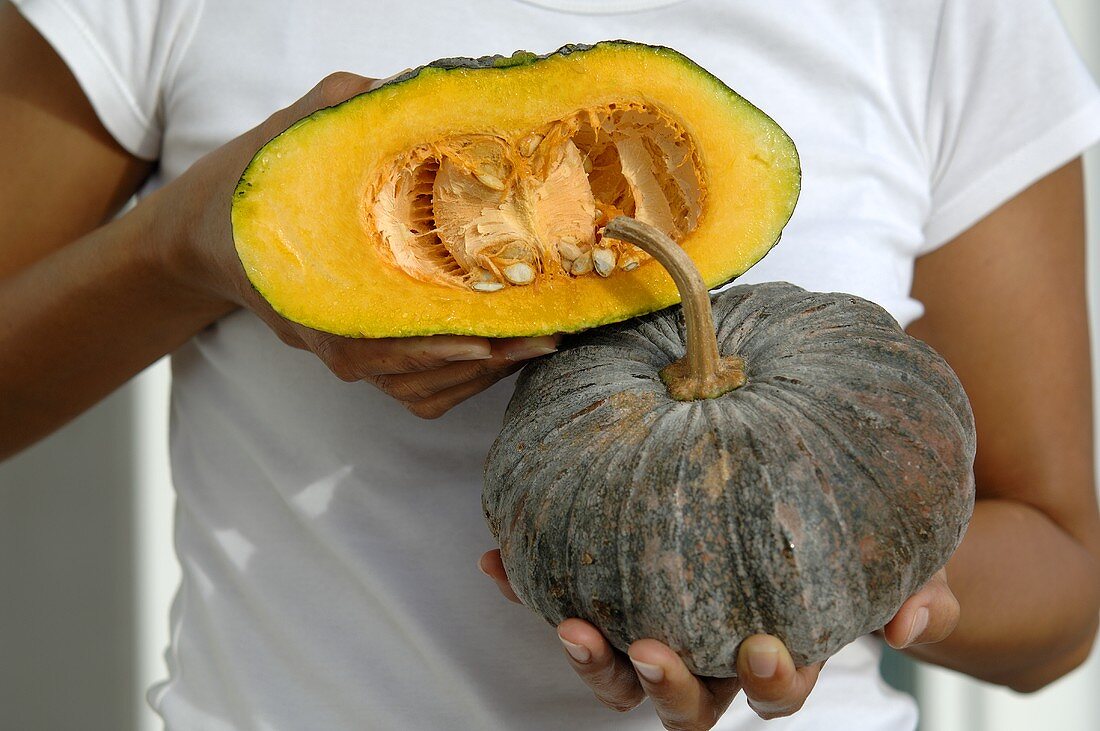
368;102;704;291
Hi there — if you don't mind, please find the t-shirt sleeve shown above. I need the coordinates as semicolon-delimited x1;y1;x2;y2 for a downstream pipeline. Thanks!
11;0;198;160
920;0;1100;252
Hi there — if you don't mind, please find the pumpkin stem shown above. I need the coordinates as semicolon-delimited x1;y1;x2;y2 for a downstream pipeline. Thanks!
604;217;746;400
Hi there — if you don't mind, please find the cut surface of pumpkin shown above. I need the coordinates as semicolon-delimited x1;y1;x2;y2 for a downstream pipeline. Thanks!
232;42;800;337
371;103;702;290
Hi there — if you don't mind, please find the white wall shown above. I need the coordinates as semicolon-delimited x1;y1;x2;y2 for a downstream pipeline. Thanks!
0;387;137;729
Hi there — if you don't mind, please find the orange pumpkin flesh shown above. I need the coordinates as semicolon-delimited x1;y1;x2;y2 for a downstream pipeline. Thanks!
231;42;800;337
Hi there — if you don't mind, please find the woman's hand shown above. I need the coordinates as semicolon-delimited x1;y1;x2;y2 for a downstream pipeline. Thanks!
479;548;959;728
152;72;555;418
2;36;539;456
879;568;959;651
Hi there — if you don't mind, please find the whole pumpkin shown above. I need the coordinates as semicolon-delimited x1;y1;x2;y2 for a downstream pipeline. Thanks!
483;218;976;676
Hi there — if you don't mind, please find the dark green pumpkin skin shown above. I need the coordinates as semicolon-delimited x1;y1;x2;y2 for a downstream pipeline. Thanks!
483;282;976;676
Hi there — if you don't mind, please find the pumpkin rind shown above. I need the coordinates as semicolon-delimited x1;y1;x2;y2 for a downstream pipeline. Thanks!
231;42;800;337
483;282;976;675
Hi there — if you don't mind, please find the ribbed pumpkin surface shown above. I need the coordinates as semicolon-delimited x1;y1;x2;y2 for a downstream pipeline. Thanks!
483;282;976;675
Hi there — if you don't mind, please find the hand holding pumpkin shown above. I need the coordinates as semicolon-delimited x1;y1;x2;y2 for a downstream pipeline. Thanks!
553;616;798;724
480;549;959;726
880;568;959;651
153;71;557;417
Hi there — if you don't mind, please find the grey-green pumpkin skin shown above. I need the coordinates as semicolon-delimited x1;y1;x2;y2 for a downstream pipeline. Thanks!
483;281;976;676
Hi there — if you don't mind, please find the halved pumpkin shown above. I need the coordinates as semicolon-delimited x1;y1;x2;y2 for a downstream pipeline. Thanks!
231;41;800;337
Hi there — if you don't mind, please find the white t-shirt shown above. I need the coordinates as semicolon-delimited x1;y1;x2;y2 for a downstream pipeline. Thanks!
15;0;1100;729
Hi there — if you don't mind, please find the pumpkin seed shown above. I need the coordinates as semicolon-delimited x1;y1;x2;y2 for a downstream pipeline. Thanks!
593;248;617;277
519;133;543;157
471;281;504;292
621;256;640;271
570;253;593;276
503;262;536;285
500;243;528;261
474;168;506;191
558;239;583;261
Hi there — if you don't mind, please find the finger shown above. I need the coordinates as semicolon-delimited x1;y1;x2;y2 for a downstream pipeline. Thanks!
736;635;823;720
231;72;381;162
477;549;522;604
303;331;493;381
369;336;558;401
627;639;738;730
702;676;744;719
884;568;958;649
372;357;515;402
402;362;524;419
490;336;561;362
557;619;646;713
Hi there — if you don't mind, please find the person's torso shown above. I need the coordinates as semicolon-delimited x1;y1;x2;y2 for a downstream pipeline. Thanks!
152;1;934;728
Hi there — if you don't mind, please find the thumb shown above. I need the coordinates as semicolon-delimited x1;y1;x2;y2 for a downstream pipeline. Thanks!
273;71;380;130
235;71;379;169
478;549;523;604
884;568;959;649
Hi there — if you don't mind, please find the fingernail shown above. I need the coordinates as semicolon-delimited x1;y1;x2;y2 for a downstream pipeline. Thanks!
903;607;930;648
501;344;557;362
476;556;490;576
630;658;664;684
748;648;779;679
559;636;591;664
444;347;493;362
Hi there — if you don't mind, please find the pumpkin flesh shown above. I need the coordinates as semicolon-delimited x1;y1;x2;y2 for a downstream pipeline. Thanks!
369;102;704;291
232;42;800;337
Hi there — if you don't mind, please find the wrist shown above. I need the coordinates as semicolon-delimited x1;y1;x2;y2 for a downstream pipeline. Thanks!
136;174;238;318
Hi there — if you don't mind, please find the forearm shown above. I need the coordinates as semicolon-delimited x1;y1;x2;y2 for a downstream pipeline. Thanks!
904;497;1100;691
0;192;233;459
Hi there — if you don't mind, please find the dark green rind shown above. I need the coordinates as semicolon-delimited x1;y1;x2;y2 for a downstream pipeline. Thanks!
232;41;800;338
484;283;976;675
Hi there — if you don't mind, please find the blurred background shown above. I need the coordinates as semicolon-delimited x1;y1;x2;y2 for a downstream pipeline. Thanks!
2;2;1099;730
